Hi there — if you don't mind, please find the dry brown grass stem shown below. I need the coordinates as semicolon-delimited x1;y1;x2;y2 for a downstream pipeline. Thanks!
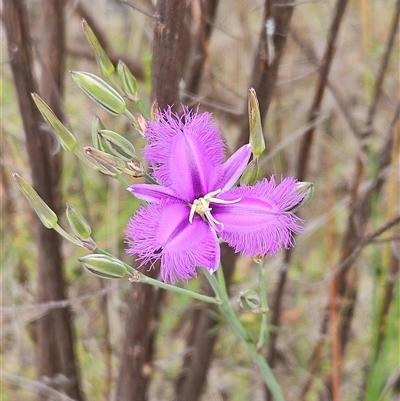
328;215;400;281
1;372;78;401
267;3;349;399
289;26;360;137
0;283;125;317
295;0;349;181
301;101;400;399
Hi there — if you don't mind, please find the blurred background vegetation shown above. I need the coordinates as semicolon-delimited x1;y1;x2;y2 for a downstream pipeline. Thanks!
1;0;399;400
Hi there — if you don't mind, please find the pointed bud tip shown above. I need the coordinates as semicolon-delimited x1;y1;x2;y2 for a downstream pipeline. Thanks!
32;92;77;151
66;203;92;240
117;61;139;101
13;173;58;229
288;182;314;212
248;88;265;157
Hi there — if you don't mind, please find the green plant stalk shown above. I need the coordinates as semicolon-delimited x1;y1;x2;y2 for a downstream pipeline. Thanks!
257;262;269;350
136;99;151;120
115;174;130;188
123;109;140;131
216;260;228;298
73;148;105;171
53;224;83;246
94;247;219;305
368;280;400;401
144;172;158;185
110;75;151;120
205;271;285;401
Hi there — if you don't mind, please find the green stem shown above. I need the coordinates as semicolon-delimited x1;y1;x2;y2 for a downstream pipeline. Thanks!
115;174;130;188
136;99;151;120
216;262;228;298
94;248;219;305
53;224;82;246
205;271;285;401
73;148;104;171
144;172;158;185
123;109;140;130
257;262;269;350
137;273;220;304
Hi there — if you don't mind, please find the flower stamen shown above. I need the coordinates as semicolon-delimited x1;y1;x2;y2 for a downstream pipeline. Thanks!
188;189;242;232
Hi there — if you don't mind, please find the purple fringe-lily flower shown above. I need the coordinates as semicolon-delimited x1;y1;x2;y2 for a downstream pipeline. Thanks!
125;107;303;283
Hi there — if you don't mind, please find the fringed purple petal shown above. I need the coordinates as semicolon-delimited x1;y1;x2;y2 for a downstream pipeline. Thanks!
125;200;220;283
128;183;182;203
219;144;252;192
144;106;225;199
212;176;304;257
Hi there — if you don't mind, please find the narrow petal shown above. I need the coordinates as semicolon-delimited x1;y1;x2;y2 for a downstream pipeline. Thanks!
212;177;303;257
125;200;220;283
128;183;183;203
144;106;225;199
218;144;252;192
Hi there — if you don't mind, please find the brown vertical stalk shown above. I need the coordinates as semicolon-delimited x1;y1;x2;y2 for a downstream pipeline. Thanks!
289;27;360;138
266;3;348;399
182;0;219;101
115;2;186;400
174;244;237;401
151;1;187;108
3;0;84;400
236;0;295;149
115;266;161;401
296;0;348;181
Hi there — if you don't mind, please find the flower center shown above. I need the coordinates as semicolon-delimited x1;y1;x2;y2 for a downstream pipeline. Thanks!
188;189;242;232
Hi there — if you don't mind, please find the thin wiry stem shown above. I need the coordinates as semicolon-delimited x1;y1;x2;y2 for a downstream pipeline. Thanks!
300;102;400;399
363;0;400;136
266;3;349;398
296;0;349;181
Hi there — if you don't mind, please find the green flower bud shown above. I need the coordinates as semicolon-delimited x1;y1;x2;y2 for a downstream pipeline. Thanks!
288;182;314;213
70;71;126;115
79;254;127;279
117;61;139;101
82;19;115;77
240;158;259;186
239;289;261;312
248;88;265;157
13;173;58;229
84;146;126;174
31;93;77;151
66;203;92;240
99;129;137;160
91;116;106;149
